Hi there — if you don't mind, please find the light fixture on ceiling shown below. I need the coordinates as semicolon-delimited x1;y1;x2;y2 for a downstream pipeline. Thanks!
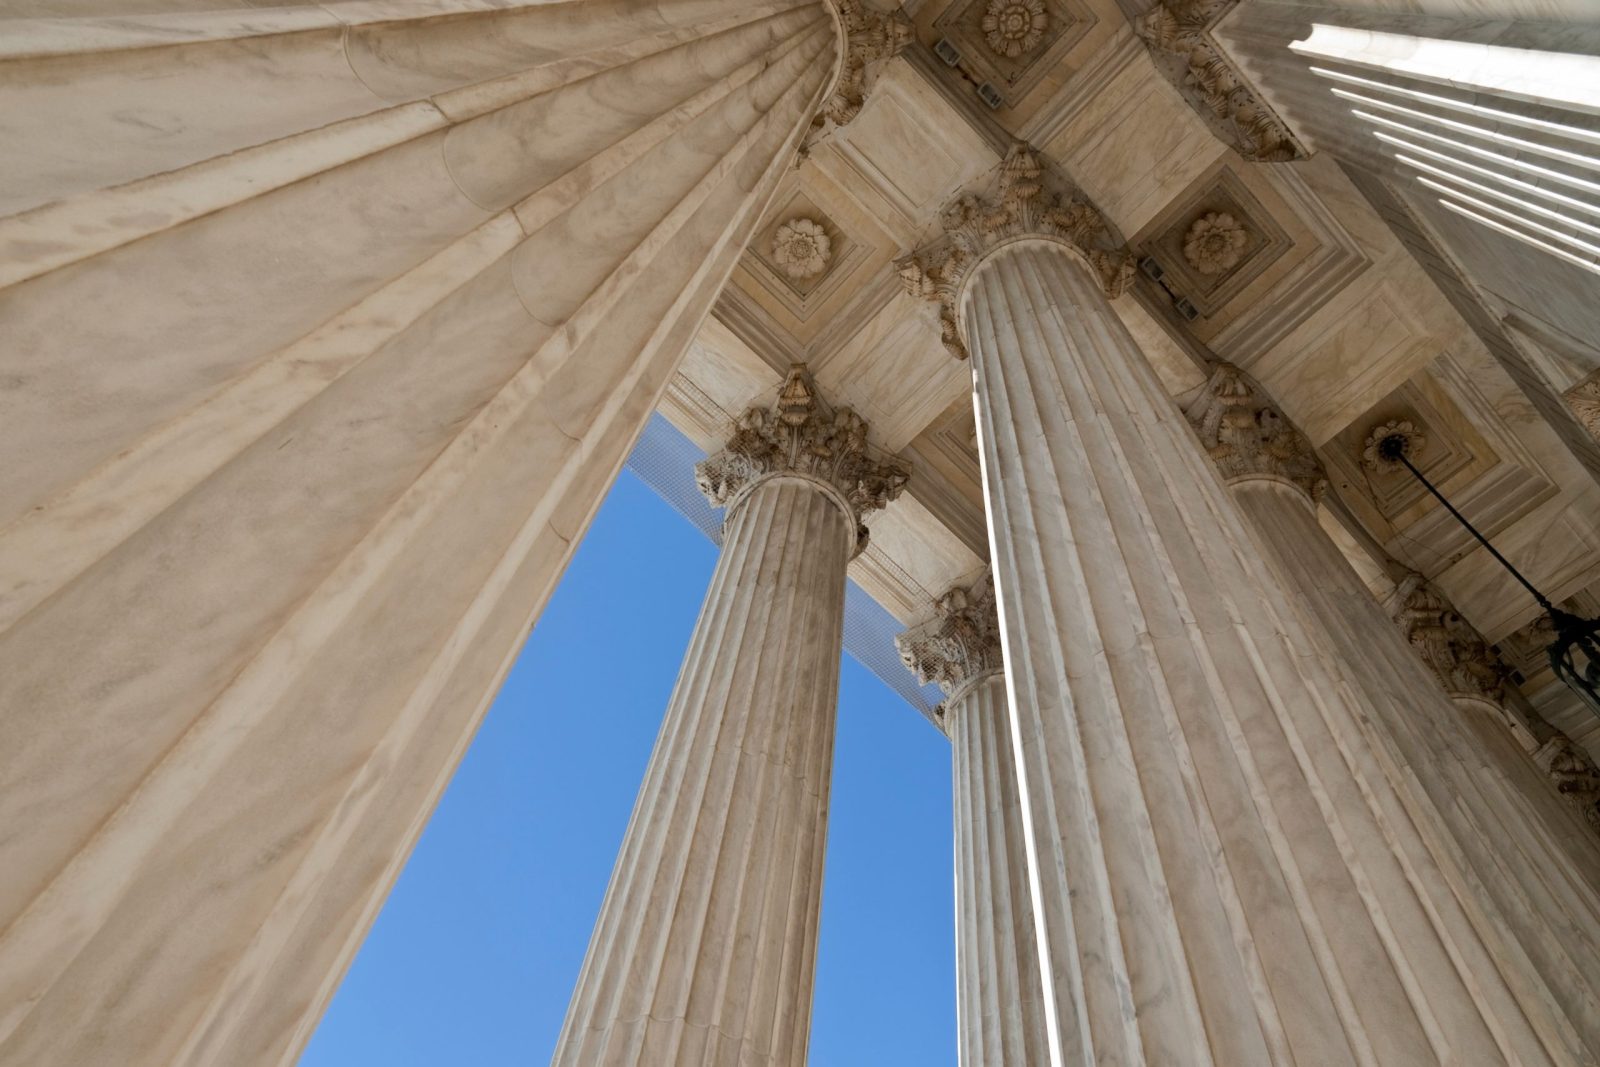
1375;430;1600;721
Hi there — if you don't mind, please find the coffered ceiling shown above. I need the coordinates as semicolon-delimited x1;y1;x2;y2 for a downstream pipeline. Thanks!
653;1;1600;752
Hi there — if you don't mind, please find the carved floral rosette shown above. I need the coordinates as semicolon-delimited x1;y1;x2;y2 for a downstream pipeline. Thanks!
1388;572;1509;705
896;572;1005;717
895;144;1137;361
806;0;915;155
695;366;908;552
1134;0;1304;163
1184;362;1328;500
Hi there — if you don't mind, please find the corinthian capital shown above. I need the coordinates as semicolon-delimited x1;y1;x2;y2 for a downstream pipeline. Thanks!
1532;735;1600;834
695;365;909;547
1134;0;1305;163
1387;572;1508;705
808;0;914;152
1183;362;1327;500
895;143;1137;360
896;572;1005;708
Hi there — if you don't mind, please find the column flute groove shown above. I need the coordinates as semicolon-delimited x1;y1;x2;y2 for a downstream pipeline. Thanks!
899;573;1052;1067
1183;362;1600;1045
0;3;857;1061
555;367;907;1066
899;143;1600;1065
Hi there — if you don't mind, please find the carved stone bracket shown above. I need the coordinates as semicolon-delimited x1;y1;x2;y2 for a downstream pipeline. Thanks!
896;572;1005;713
1532;735;1600;835
1134;0;1305;163
696;364;909;551
1184;362;1328;500
896;143;1137;360
1387;571;1509;706
808;0;915;155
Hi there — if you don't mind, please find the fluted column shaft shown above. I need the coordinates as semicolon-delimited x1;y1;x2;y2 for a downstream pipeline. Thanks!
898;575;1050;1066
556;367;907;1065
555;475;850;1066
1183;365;1600;1009
964;238;1591;1065
0;5;841;1063
1223;476;1600;1038
949;674;1051;1067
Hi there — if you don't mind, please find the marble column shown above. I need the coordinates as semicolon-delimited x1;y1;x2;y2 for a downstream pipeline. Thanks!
0;3;893;1062
899;145;1600;1065
1383;564;1600;838
1183;363;1600;1048
554;367;907;1066
897;573;1049;1067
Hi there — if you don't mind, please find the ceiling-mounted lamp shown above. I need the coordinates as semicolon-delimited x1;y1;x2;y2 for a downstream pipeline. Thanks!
1374;430;1600;722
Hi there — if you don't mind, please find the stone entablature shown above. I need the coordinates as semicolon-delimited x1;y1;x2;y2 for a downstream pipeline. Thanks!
1134;0;1305;163
1387;571;1509;706
895;144;1137;361
896;572;1005;709
695;365;909;550
1184;362;1328;501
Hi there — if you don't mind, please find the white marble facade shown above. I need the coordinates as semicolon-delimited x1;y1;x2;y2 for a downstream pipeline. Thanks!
4;0;1600;1063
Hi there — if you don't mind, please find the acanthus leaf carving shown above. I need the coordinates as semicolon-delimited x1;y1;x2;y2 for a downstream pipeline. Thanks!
1388;571;1509;706
1134;0;1305;164
1183;363;1328;500
896;143;1137;361
806;0;915;156
1532;734;1600;835
695;364;908;551
896;572;1005;713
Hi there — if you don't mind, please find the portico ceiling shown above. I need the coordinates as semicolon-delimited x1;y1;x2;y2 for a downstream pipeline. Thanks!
654;0;1600;749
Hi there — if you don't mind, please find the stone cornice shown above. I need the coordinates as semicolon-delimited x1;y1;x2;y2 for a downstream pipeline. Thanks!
896;572;1005;710
1387;571;1509;706
695;364;909;551
1134;0;1305;163
808;0;915;154
1183;362;1328;501
895;143;1137;361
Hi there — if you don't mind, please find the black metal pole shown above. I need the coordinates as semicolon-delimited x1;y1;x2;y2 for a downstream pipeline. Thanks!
1378;433;1600;724
1379;435;1554;611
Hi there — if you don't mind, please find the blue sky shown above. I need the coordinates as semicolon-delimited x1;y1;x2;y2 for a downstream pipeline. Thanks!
302;471;957;1065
